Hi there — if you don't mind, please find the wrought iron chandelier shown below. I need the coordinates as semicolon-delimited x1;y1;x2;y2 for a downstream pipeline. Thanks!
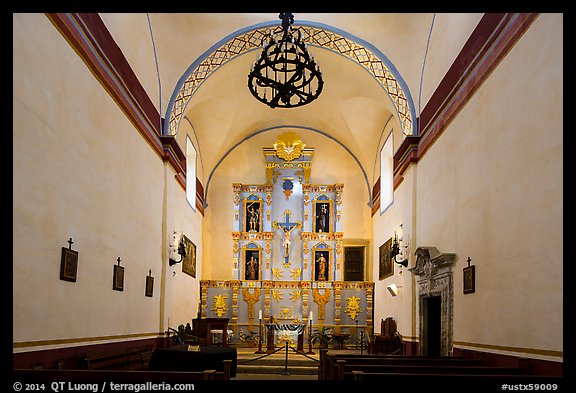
248;13;323;108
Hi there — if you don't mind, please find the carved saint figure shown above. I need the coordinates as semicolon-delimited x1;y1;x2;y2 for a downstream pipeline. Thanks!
246;255;259;280
316;203;329;233
247;203;259;232
316;253;327;280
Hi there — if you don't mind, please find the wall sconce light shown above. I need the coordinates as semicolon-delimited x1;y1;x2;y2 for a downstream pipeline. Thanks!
387;283;401;297
169;232;187;266
391;232;408;268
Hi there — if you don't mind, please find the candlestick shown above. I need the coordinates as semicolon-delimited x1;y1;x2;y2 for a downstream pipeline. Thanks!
255;311;265;354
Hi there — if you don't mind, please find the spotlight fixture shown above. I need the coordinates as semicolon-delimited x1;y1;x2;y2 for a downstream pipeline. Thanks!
387;283;401;297
248;12;323;108
169;235;187;266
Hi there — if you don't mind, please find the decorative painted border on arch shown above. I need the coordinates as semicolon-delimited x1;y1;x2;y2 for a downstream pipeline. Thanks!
165;21;416;137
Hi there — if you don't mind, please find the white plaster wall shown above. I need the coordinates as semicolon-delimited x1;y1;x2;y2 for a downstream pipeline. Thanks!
163;164;203;330
392;14;562;359
13;13;201;350
203;129;373;280
372;164;416;338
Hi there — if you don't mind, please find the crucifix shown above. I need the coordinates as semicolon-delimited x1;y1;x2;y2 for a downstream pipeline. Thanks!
273;211;302;264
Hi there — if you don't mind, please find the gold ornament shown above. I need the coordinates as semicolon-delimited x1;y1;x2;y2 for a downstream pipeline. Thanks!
272;289;284;302
212;294;228;317
290;268;302;280
273;131;306;161
272;267;284;280
289;289;301;301
345;295;362;320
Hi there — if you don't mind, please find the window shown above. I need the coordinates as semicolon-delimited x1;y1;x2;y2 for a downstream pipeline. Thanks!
344;246;365;281
186;136;197;211
380;131;394;213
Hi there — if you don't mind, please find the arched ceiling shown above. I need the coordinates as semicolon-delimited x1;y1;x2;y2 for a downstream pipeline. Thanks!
100;13;484;197
185;47;396;181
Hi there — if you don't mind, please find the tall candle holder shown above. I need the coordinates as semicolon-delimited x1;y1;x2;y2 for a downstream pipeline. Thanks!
306;318;315;355
255;315;265;354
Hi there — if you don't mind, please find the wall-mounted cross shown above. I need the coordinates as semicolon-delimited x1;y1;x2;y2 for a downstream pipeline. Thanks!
67;237;74;250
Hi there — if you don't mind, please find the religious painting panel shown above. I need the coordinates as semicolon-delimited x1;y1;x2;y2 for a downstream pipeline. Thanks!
145;273;154;297
313;244;330;281
243;244;261;281
379;238;394;280
113;263;124;291
463;265;475;294
244;197;262;233
181;235;197;278
60;247;78;282
313;197;332;233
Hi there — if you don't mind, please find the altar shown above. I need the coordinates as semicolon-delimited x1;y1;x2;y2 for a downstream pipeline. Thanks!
197;132;374;346
266;323;306;353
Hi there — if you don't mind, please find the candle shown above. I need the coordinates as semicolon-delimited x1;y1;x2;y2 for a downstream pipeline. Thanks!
309;310;313;322
259;309;262;320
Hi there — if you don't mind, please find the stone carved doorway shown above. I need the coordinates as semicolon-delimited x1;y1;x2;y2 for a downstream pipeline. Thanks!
409;246;456;356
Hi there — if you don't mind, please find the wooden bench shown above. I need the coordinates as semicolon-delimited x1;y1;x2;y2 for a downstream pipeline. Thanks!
126;346;154;370
13;368;223;381
83;346;154;370
349;370;560;382
319;351;485;380
336;360;528;380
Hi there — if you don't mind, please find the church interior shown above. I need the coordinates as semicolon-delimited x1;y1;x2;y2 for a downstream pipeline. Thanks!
13;13;563;385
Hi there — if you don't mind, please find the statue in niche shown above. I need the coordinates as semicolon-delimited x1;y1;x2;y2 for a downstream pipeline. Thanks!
246;202;260;232
245;251;259;280
315;251;329;281
315;203;329;233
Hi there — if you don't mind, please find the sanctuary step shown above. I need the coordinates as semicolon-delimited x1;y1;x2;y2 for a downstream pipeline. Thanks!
232;347;320;380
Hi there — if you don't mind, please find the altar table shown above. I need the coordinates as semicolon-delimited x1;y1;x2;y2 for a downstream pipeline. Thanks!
147;345;237;377
265;323;306;353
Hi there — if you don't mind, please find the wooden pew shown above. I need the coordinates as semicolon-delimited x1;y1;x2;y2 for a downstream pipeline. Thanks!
84;349;130;370
349;370;559;382
336;360;528;380
126;346;154;370
14;359;232;381
319;351;484;380
13;368;221;381
83;346;154;370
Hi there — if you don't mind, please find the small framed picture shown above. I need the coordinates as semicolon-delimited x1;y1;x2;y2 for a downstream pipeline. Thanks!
378;238;394;280
463;265;475;294
60;247;78;282
113;264;124;291
145;275;154;297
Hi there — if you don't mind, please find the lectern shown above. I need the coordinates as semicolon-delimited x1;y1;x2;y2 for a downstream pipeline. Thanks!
192;318;229;346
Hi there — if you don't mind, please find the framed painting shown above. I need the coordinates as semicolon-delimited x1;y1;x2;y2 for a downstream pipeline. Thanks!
60;247;78;282
463;265;475;294
378;238;394;280
113;263;124;291
181;235;196;278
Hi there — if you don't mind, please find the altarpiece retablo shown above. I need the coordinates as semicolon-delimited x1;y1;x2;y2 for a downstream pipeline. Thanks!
200;131;374;348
